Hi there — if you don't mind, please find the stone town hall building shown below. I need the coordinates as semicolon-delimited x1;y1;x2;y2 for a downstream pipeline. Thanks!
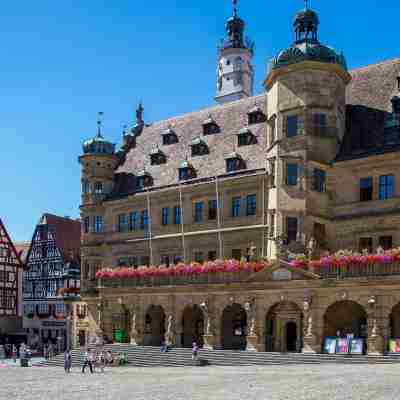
79;3;400;354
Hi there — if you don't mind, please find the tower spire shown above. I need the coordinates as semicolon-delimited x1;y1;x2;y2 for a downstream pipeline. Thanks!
215;0;254;104
304;0;309;9
232;0;238;17
96;111;104;138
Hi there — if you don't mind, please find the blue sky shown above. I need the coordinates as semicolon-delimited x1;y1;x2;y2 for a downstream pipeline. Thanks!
1;0;399;242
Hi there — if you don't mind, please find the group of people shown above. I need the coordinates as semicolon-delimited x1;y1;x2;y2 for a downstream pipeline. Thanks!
160;341;199;361
63;348;118;373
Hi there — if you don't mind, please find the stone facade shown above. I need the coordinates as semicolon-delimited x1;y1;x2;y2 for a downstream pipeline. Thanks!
78;6;400;354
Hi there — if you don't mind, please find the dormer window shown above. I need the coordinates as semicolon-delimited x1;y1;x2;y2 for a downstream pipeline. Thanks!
225;153;246;173
136;170;153;190
203;116;220;135
150;148;166;165
162;127;178;145
179;161;196;181
191;137;209;156
248;106;266;125
237;127;257;146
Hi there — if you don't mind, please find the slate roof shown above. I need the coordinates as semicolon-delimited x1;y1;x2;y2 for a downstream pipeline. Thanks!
115;94;267;195
114;59;400;190
37;214;81;262
337;58;400;161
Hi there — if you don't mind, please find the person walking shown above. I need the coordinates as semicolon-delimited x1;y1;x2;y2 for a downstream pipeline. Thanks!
97;351;105;373
64;349;72;373
81;349;93;374
105;350;114;366
192;342;198;361
11;345;17;363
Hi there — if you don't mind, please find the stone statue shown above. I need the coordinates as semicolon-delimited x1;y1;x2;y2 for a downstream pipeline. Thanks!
165;315;174;345
206;316;212;336
303;300;310;312
248;242;257;262
131;312;137;335
306;316;313;337
167;315;173;335
306;237;317;259
249;317;256;336
371;319;378;337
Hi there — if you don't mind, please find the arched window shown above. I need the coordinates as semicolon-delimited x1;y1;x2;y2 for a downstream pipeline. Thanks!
94;182;103;194
82;180;90;194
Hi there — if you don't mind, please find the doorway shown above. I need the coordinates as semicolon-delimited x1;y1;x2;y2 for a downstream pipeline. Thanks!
286;322;297;352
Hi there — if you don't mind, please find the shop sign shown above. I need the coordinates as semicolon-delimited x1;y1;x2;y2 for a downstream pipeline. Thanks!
323;338;337;354
389;339;400;353
76;321;90;328
336;338;349;354
42;321;66;327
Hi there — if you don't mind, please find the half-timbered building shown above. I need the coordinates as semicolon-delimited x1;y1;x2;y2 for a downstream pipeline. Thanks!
23;214;81;351
0;218;23;344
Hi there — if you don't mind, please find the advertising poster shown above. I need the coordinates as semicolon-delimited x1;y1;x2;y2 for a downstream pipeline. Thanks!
350;339;363;354
389;339;400;353
337;338;349;354
324;338;337;354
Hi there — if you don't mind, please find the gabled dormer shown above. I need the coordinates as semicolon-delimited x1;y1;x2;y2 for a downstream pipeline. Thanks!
162;127;178;146
225;152;246;172
202;115;220;135
136;170;153;190
178;160;196;181
237;127;257;146
191;137;209;156
150;147;167;165
248;105;266;125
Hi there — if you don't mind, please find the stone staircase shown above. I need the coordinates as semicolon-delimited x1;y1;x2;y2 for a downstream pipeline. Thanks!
39;344;400;368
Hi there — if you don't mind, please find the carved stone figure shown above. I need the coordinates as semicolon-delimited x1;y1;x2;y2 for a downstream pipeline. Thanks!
249;317;256;336
205;316;212;336
306;315;313;337
131;312;137;334
167;315;173;335
306;237;317;259
371;319;378;337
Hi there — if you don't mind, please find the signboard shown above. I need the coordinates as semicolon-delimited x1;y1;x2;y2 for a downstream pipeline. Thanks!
389;339;400;353
336;338;349;354
349;339;363;355
272;268;292;281
114;329;126;343
42;321;66;327
76;321;90;328
323;338;337;354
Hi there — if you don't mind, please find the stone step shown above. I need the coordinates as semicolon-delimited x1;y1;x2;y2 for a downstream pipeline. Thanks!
39;344;400;368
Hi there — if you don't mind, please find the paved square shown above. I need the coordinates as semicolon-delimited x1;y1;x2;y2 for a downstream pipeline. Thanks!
1;364;400;400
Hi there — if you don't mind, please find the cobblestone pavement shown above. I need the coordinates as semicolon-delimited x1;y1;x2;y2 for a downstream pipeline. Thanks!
1;364;400;400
